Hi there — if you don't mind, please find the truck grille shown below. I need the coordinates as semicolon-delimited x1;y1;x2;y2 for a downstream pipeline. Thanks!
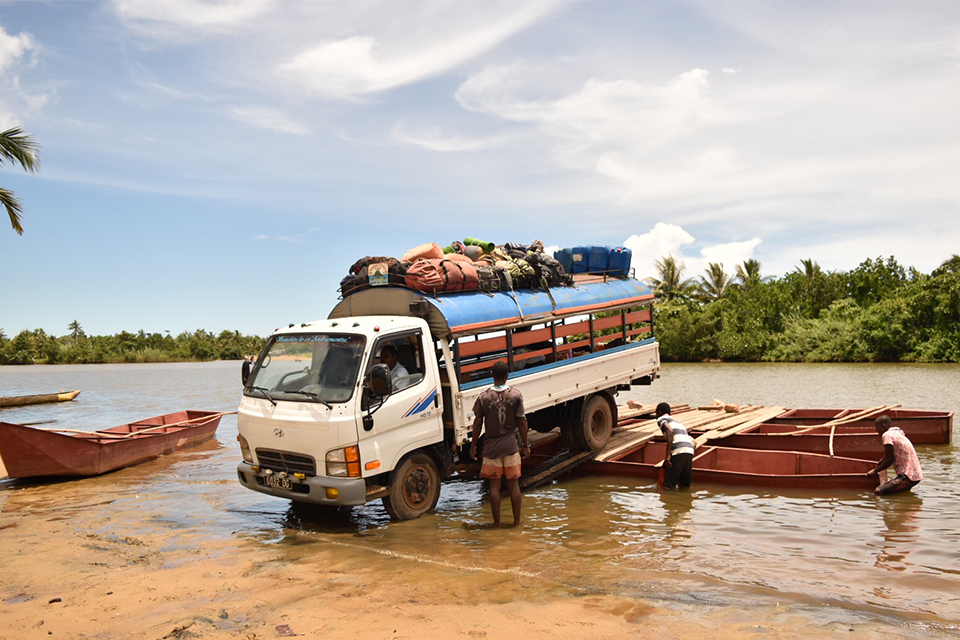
255;449;317;476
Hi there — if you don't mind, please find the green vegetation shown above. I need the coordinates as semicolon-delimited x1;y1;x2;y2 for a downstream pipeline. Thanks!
1;126;40;235
4;253;958;365
0;323;265;365
648;255;960;363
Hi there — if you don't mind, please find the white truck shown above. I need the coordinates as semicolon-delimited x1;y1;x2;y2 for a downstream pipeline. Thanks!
236;276;660;519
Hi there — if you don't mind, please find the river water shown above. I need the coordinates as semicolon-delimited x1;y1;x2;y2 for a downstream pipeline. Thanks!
1;361;958;636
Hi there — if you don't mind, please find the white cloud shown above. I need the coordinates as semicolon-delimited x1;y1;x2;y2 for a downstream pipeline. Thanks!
457;66;713;153
696;237;762;276
228;106;311;135
0;25;34;74
0;25;50;127
113;0;274;39
722;67;741;74
624;223;695;281
276;3;557;100
391;120;511;152
624;223;761;282
277;227;323;244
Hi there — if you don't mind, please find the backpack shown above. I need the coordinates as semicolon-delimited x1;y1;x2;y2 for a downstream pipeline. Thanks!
349;255;399;275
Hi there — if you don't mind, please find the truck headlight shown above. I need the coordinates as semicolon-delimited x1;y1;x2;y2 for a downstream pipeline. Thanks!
237;434;253;463
325;445;361;478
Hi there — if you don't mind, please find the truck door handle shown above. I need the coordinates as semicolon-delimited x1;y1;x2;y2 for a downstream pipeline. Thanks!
434;392;440;408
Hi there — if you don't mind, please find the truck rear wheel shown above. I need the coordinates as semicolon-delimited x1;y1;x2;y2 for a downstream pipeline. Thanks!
573;395;614;451
382;453;441;520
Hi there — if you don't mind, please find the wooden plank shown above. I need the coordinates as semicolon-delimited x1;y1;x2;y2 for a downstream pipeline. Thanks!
519;450;595;492
598;406;778;464
693;406;787;447
785;405;899;435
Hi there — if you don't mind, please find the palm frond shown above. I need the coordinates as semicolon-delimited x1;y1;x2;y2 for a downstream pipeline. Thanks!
0;187;24;235
0;127;40;172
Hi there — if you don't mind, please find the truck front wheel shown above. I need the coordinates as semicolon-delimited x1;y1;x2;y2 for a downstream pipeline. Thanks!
573;395;614;451
382;453;441;520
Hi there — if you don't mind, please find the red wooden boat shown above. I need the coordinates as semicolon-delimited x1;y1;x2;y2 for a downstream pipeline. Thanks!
0;410;224;479
576;441;880;490
763;408;953;444
717;430;884;460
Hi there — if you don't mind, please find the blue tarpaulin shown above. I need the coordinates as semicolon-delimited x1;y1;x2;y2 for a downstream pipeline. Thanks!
329;278;654;338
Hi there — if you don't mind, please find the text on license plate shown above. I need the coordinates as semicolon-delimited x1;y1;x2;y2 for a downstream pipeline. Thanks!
264;475;293;490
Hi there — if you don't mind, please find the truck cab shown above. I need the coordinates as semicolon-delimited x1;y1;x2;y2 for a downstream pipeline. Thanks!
237;316;450;518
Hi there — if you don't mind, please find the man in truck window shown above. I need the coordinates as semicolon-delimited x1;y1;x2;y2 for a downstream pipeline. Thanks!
379;345;409;382
470;362;530;527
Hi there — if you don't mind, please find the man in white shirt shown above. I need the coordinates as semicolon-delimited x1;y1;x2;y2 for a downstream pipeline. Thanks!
379;345;409;382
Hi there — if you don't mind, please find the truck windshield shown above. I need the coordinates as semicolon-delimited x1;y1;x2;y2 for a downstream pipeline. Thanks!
244;333;367;404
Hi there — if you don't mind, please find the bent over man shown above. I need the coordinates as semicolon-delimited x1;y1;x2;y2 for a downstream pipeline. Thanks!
867;415;923;495
656;402;695;490
470;362;530;527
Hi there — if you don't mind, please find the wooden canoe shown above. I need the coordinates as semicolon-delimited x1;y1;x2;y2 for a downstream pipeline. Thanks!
0;390;81;408
763;408;953;444
0;410;223;478
577;441;880;490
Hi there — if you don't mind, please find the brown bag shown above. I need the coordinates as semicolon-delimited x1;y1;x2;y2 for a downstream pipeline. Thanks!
405;259;479;293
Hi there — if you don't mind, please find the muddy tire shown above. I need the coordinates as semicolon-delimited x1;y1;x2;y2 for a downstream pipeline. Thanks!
382;453;441;520
573;394;614;451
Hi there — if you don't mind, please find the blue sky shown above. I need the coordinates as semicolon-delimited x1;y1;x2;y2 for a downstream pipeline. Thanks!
1;1;959;337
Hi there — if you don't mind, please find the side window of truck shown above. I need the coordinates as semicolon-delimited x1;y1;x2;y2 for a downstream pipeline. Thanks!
371;332;425;394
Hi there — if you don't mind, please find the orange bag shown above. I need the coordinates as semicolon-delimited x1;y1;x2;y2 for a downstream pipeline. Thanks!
401;242;444;263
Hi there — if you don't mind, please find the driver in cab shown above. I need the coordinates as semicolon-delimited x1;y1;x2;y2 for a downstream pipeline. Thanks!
379;345;409;382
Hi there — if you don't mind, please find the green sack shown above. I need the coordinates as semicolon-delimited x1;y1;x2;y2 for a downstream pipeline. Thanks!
464;237;495;253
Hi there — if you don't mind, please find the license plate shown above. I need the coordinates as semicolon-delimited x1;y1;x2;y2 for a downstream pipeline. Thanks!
264;475;293;490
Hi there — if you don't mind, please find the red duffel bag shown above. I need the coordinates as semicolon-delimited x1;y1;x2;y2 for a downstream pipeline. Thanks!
405;259;479;293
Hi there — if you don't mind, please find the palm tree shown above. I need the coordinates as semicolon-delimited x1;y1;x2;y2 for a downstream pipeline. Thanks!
933;255;960;276
68;320;85;341
796;258;821;281
735;259;764;286
1;127;40;235
700;262;734;302
645;255;695;301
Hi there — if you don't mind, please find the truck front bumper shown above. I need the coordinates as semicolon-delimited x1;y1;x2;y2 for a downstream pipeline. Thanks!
237;462;368;506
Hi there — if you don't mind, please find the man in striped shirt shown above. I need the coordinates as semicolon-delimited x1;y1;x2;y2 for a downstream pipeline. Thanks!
656;402;696;490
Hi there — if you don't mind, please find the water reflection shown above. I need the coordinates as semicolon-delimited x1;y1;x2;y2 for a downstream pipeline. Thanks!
658;489;694;535
871;495;923;571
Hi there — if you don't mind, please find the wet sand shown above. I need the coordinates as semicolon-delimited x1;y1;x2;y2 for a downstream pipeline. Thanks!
0;481;945;640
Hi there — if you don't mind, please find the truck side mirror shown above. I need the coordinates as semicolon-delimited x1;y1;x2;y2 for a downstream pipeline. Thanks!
370;363;392;397
241;359;251;385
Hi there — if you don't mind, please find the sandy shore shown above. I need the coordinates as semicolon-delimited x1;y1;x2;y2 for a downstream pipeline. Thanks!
1;491;929;640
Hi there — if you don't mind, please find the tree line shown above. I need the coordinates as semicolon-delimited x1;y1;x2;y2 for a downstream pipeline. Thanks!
0;323;266;365
647;254;960;362
4;255;958;365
